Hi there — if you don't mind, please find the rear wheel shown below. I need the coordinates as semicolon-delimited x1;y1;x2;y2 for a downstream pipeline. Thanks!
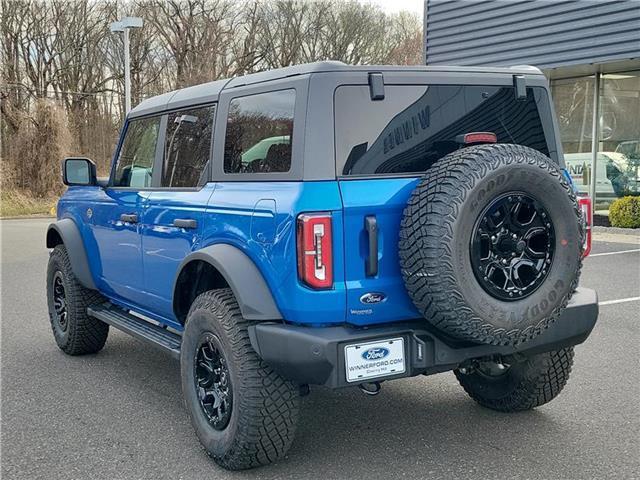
454;348;574;412
181;289;300;470
399;144;583;346
46;244;109;355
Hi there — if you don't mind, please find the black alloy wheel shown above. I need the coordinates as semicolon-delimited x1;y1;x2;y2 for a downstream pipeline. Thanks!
470;191;555;301
194;333;233;431
52;271;69;332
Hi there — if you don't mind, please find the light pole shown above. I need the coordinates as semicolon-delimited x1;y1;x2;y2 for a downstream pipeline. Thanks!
110;17;143;114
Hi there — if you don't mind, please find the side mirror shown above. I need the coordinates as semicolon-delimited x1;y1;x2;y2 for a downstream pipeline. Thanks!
63;157;97;186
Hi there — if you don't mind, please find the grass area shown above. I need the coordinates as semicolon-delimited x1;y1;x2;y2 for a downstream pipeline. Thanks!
0;190;57;218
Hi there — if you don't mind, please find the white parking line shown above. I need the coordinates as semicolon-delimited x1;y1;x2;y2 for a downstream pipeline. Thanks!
599;297;640;306
589;248;640;257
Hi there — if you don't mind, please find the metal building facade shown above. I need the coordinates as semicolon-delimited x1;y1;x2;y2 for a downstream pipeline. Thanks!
423;0;640;71
423;0;640;217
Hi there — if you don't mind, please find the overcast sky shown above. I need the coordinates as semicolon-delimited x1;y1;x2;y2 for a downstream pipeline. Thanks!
367;0;424;16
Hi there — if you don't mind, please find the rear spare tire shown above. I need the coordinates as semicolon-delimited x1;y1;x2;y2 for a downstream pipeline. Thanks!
399;144;583;346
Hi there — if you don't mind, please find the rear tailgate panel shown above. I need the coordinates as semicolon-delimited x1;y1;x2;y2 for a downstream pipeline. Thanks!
339;177;421;325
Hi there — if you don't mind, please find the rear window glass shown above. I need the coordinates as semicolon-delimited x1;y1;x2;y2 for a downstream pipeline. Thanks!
335;85;552;176
224;89;295;174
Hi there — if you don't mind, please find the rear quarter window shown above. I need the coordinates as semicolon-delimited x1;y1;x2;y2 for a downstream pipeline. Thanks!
335;85;552;176
224;89;295;174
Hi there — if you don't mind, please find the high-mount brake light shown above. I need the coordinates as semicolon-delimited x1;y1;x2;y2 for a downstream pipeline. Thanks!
297;213;333;289
463;132;497;144
578;196;592;258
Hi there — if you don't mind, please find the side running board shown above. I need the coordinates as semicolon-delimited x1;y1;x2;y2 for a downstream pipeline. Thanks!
87;304;181;358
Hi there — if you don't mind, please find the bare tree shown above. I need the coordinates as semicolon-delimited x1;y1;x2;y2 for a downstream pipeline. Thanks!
1;0;423;194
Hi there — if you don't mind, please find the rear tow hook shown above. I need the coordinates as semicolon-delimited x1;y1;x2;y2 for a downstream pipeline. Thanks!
359;381;382;396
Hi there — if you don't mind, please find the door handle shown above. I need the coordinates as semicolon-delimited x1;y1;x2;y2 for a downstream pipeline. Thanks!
173;218;198;229
120;213;138;223
365;215;378;277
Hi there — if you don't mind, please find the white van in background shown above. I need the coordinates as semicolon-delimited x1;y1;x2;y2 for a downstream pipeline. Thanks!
564;151;637;200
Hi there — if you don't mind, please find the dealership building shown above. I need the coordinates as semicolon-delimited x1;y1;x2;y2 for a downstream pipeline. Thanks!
423;0;640;211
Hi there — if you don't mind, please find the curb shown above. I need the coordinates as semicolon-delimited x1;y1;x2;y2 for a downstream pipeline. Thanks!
0;214;55;221
593;226;640;236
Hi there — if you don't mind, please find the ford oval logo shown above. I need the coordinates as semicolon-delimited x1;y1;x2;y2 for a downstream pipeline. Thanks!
361;347;390;361
360;292;387;304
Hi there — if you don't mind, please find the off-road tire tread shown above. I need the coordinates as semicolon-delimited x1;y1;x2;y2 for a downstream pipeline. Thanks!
454;347;574;412
186;289;299;470
47;245;108;355
399;144;583;346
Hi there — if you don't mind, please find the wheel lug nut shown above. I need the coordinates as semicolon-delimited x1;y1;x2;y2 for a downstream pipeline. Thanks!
512;234;517;240
491;235;496;241
512;252;516;257
509;292;514;297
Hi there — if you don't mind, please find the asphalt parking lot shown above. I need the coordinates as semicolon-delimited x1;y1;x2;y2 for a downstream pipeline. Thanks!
1;218;639;480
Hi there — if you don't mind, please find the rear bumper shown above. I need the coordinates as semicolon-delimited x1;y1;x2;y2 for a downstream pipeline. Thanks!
248;288;598;388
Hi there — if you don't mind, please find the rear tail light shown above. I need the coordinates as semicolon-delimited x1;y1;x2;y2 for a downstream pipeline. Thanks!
297;213;333;289
461;132;497;144
578;195;592;258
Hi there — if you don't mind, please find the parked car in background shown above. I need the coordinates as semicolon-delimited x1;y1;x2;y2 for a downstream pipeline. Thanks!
615;140;640;161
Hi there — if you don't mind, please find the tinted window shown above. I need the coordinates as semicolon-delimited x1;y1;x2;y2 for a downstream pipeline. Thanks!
224;90;295;174
335;85;551;176
162;105;214;187
113;116;160;187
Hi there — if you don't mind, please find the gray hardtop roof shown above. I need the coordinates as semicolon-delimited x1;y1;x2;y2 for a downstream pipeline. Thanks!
128;61;543;118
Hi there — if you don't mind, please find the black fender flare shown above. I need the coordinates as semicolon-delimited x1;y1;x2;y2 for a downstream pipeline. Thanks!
46;218;96;290
173;244;282;321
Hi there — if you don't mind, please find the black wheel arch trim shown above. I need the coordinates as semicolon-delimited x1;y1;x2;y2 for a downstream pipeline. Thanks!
173;244;282;322
46;219;97;290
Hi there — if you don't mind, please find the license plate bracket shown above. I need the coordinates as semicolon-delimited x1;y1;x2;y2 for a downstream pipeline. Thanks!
344;337;406;383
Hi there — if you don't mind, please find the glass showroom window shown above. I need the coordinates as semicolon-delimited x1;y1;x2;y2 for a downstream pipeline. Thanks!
552;76;595;199
553;72;640;212
598;71;640;209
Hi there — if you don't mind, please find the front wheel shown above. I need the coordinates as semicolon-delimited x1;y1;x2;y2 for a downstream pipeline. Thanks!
46;244;109;355
454;347;574;412
181;289;300;470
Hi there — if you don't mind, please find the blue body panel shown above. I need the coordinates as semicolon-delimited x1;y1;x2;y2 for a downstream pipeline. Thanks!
338;178;421;325
201;181;346;326
59;187;150;306
57;180;356;329
141;185;216;323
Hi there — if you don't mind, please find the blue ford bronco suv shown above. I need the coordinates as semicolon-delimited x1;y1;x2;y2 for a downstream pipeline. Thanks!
47;62;598;470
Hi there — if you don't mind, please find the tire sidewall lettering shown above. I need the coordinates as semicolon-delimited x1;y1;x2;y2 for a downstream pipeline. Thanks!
471;173;508;210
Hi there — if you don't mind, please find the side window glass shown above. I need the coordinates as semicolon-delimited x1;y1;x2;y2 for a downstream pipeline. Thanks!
162;105;215;187
112;116;160;187
224;89;295;174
